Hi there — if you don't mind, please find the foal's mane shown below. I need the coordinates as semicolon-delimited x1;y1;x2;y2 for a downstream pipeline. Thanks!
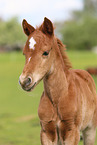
56;38;72;70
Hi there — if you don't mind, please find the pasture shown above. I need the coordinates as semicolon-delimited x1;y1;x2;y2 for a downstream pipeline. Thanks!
0;51;97;145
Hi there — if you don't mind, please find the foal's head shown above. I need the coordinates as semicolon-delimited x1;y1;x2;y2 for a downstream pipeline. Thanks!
19;17;55;91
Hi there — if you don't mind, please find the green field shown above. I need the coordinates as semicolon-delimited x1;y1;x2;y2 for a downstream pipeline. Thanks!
0;51;97;145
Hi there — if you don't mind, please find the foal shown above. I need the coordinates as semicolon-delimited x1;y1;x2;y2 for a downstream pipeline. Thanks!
19;17;97;145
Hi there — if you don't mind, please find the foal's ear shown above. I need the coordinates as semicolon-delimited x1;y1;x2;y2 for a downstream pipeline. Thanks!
42;17;54;36
22;19;35;36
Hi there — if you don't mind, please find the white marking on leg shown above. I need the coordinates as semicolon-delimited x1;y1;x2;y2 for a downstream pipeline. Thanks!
29;37;36;50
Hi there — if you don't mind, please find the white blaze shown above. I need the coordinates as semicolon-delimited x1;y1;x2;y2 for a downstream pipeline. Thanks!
28;57;31;63
29;37;36;50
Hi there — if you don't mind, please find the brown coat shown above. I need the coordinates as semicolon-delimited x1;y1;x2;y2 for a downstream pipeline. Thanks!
19;17;97;145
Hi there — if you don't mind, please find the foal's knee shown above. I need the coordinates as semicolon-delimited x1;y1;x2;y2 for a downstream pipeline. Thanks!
59;120;72;141
41;121;56;142
59;121;80;144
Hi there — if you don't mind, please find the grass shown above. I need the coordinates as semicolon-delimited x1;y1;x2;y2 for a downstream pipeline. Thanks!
0;51;97;145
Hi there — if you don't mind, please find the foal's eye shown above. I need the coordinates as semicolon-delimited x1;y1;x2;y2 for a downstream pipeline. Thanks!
42;51;49;56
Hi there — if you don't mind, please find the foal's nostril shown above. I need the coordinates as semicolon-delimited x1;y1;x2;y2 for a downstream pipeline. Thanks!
19;76;32;87
25;77;32;86
28;77;32;84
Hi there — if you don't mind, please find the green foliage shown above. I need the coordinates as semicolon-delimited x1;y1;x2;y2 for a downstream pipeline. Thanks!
0;17;26;46
61;17;97;50
0;51;97;145
84;0;97;16
59;0;97;50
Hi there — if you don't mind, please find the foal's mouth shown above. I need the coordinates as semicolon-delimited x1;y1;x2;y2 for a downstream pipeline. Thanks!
26;82;37;91
19;75;43;92
19;80;37;92
25;77;43;92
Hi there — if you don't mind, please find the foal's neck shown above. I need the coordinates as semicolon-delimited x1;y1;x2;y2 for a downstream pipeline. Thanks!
43;51;68;105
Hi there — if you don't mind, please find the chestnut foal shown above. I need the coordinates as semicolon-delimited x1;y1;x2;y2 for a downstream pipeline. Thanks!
19;17;97;145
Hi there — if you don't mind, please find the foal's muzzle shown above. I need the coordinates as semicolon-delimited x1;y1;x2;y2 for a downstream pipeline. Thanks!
19;75;32;91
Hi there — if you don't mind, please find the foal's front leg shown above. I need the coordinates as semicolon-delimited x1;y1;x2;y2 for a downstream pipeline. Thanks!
40;121;58;145
59;121;80;145
82;127;96;145
38;93;58;145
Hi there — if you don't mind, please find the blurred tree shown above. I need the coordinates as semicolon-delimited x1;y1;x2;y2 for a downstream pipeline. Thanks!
61;17;97;50
84;0;97;16
0;17;26;47
60;0;97;50
72;0;97;20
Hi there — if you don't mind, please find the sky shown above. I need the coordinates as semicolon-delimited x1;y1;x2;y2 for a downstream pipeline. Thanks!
0;0;83;26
